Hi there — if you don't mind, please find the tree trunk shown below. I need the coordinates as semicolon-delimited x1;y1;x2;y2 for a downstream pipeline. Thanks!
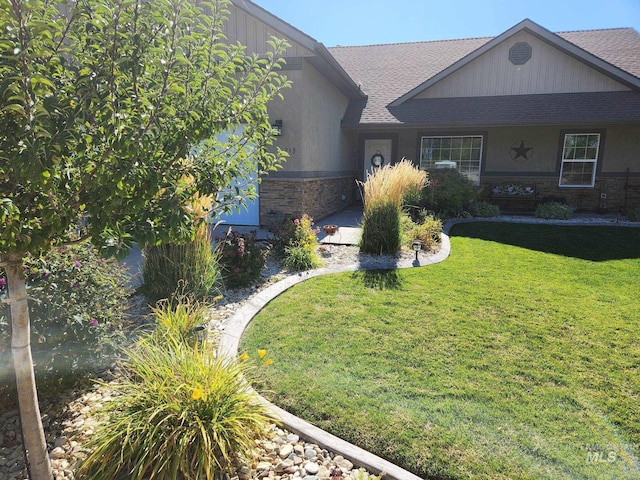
3;253;52;479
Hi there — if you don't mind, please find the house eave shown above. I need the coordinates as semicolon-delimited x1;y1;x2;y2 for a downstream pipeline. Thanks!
230;0;365;100
346;92;640;129
308;43;367;100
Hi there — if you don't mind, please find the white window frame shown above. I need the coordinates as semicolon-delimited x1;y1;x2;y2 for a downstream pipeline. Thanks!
419;135;483;184
559;133;600;188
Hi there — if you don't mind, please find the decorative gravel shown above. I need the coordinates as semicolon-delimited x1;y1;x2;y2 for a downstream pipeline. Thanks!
1;245;410;480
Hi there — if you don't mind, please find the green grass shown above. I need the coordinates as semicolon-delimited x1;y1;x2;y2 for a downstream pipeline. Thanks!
241;224;640;479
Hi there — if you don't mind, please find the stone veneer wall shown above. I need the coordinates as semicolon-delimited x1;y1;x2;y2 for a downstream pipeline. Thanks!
259;176;356;226
481;176;640;212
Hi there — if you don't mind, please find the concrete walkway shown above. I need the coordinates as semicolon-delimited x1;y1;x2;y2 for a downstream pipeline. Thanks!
316;205;363;246
216;210;640;480
210;205;365;246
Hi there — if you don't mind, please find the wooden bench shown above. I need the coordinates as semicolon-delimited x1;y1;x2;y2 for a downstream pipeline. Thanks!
490;185;538;212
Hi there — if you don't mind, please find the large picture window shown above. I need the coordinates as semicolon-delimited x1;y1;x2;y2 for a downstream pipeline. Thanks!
420;135;483;184
559;133;600;187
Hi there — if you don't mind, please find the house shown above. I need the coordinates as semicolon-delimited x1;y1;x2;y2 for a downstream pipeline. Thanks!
226;0;640;225
222;0;365;226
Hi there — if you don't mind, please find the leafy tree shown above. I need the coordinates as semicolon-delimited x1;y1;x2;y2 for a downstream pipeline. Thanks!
0;0;289;477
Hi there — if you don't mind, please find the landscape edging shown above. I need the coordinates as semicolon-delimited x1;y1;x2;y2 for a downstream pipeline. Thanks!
216;233;451;480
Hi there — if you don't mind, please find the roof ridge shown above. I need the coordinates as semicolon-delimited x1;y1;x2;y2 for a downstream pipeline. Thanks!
328;26;638;51
558;26;637;34
328;36;493;50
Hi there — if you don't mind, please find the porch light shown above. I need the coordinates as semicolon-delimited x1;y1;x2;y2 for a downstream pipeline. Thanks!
412;240;423;261
271;119;283;136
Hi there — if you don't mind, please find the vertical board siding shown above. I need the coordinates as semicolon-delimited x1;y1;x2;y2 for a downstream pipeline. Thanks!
418;32;630;98
224;5;312;57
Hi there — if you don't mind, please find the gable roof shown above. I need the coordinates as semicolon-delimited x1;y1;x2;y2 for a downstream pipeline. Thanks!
329;20;640;126
392;19;640;106
230;0;365;100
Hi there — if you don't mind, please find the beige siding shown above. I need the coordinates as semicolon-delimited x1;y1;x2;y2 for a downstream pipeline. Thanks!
300;60;351;172
266;67;303;173
267;60;351;174
394;125;640;175
485;127;559;173
484;124;640;174
225;5;312;57
417;31;630;98
600;125;640;173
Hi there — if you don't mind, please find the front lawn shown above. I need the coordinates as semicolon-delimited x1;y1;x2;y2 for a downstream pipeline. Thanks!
241;224;640;479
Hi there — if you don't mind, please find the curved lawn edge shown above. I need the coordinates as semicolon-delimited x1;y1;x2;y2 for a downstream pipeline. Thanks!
215;214;638;479
216;235;451;480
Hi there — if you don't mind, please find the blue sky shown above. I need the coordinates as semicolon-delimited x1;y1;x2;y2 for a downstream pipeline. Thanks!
249;0;640;46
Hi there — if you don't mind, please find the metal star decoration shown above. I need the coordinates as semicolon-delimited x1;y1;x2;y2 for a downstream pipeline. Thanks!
511;140;533;161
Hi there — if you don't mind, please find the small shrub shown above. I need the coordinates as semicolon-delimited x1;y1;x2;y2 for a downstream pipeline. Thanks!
423;169;480;218
360;202;402;255
271;218;297;257
469;201;501;218
535;201;576;220
79;328;274;480
401;212;442;251
217;229;267;288
0;242;131;389
279;214;321;271
142;224;220;303
626;206;640;222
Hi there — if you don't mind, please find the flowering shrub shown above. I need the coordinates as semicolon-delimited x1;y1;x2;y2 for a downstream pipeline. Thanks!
282;214;321;271
492;184;535;196
216;228;267;288
0;242;131;388
271;218;296;257
271;214;322;270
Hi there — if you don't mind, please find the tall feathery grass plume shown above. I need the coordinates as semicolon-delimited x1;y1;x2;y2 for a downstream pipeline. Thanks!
358;159;427;254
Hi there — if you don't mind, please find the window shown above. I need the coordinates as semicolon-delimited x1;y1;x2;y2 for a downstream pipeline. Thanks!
559;133;600;187
420;135;483;184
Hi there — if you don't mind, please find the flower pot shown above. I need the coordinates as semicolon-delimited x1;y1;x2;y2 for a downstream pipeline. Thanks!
323;225;338;235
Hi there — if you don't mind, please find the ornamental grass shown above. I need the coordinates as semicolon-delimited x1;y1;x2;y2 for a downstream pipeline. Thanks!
359;159;427;215
358;160;427;254
151;296;212;346
79;326;273;480
142;223;220;303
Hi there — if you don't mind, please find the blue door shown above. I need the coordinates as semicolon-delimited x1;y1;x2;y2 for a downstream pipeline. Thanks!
215;178;260;226
211;127;260;226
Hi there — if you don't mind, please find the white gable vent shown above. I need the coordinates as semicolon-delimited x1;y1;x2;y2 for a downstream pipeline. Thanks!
509;42;532;65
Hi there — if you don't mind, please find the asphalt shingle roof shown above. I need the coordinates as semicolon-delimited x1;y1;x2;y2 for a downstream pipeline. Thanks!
329;27;640;126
